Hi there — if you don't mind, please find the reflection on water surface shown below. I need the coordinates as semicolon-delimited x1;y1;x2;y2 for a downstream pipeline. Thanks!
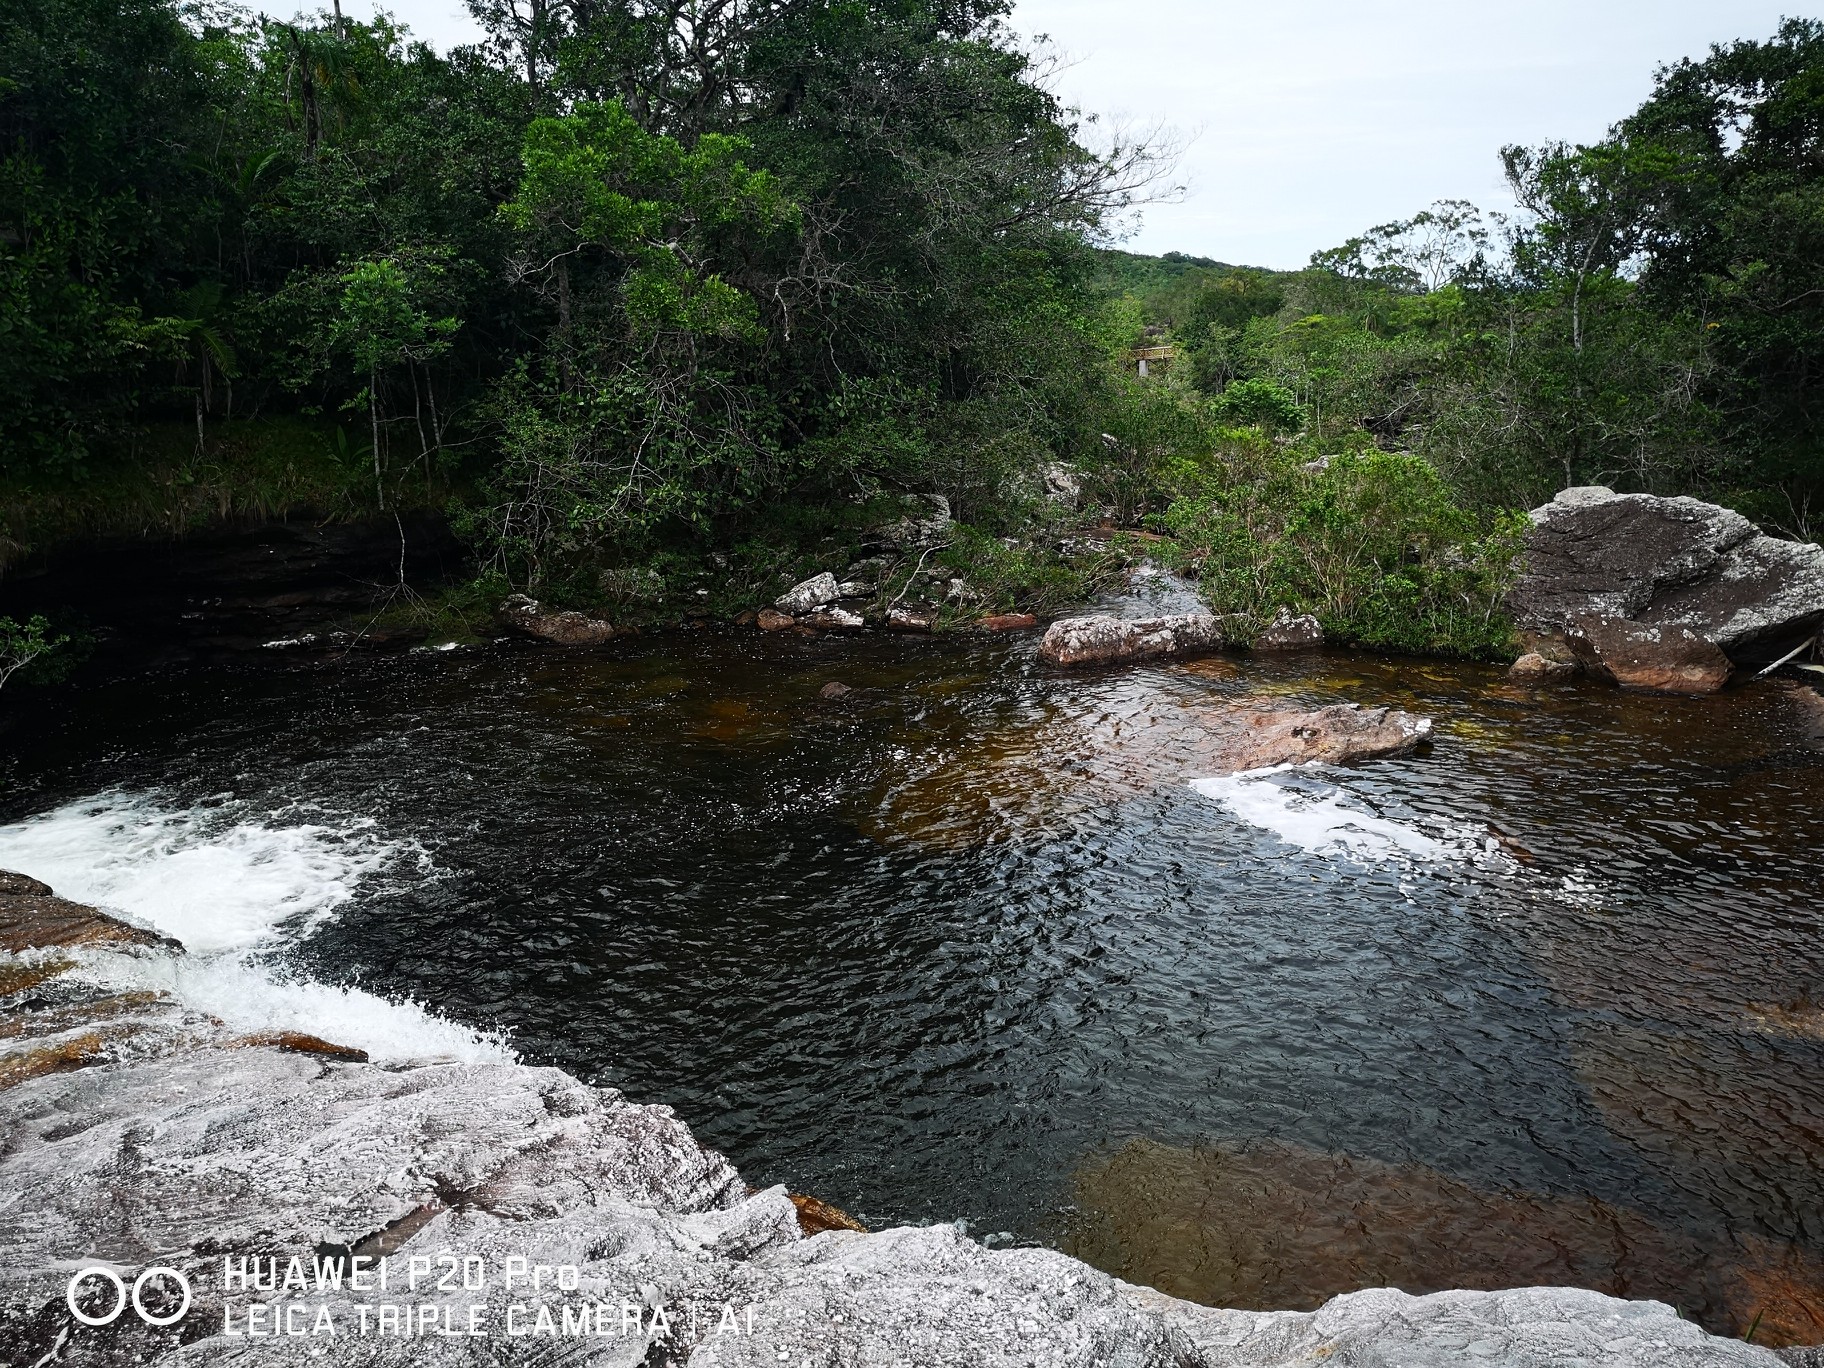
4;633;1821;1343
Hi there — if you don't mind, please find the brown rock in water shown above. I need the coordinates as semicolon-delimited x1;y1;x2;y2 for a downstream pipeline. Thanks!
1254;607;1324;650
497;593;616;646
886;606;937;632
1204;702;1433;771
1786;683;1824;745
236;1031;370;1062
1563;615;1734;695
978;613;1038;632
0;894;179;954
1038;612;1223;667
1509;652;1577;682
818;682;852;701
789;1192;868;1236
803;605;866;630
757;607;796;631
0;871;52;898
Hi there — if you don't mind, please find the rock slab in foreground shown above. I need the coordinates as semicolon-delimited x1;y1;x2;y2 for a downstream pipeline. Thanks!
1204;702;1434;771
1;1050;1787;1368
1508;487;1824;692
1040;612;1223;667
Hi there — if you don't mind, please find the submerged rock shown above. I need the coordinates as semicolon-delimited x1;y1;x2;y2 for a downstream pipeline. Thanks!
818;681;852;701
496;593;616;647
1203;702;1433;772
774;572;838;615
978;612;1038;631
756;607;796;631
1071;1135;1824;1352
1508;488;1824;693
1039;612;1224;667
1509;651;1578;681
1253;607;1325;650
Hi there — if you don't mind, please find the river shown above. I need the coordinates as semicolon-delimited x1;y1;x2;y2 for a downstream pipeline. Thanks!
2;627;1821;1343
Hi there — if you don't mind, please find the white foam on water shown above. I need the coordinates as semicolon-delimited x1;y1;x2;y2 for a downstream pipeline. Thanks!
66;948;513;1063
1189;766;1457;863
0;791;413;951
0;791;513;1064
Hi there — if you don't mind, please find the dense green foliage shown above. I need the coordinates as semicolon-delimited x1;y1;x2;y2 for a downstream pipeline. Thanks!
1140;20;1824;540
2;4;1819;658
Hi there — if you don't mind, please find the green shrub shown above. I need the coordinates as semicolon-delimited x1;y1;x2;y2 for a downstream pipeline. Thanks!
1158;445;1522;658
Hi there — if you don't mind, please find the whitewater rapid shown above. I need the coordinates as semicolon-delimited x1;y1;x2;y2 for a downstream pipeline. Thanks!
1189;764;1510;868
0;791;511;1063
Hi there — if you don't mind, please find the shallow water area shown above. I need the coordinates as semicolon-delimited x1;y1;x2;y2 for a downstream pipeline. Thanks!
3;631;1822;1343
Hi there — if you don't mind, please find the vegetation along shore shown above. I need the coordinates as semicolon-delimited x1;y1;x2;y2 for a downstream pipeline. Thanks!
5;4;1824;685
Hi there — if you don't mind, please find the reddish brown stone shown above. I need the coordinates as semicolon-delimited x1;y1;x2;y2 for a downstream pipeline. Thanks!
1509;652;1578;681
0;870;52;898
978;613;1038;632
790;1192;868;1236
0;894;179;953
497;594;615;646
238;1032;370;1062
1201;702;1434;771
1564;615;1734;694
1038;613;1223;667
757;607;796;631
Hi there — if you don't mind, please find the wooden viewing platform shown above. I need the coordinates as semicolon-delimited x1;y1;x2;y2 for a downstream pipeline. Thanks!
1131;344;1175;376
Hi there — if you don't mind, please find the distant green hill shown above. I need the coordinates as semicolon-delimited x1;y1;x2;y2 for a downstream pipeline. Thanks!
1096;249;1295;334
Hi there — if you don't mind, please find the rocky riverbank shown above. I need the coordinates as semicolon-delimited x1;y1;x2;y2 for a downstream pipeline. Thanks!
0;874;1803;1367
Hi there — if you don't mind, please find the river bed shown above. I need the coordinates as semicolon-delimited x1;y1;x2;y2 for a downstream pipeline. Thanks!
3;630;1821;1344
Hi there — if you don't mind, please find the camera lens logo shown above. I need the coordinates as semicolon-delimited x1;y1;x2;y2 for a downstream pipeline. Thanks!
66;1267;192;1327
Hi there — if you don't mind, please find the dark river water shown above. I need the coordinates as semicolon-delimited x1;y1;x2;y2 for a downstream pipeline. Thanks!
4;630;1822;1344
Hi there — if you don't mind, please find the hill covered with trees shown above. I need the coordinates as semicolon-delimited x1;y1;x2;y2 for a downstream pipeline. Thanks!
3;2;1822;662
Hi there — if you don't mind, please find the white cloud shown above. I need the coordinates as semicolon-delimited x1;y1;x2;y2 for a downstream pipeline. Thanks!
1011;0;1806;266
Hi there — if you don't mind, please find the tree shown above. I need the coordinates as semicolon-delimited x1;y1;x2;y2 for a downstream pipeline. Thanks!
328;259;460;505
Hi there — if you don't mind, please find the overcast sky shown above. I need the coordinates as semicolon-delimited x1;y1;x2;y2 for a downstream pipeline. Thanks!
365;0;1809;267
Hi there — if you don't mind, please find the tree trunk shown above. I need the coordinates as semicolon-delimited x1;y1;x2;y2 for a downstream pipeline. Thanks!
371;366;383;509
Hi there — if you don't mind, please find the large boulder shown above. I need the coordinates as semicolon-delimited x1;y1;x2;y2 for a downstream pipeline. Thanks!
1039;612;1224;667
1562;617;1735;694
1508;488;1824;692
773;572;838;615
